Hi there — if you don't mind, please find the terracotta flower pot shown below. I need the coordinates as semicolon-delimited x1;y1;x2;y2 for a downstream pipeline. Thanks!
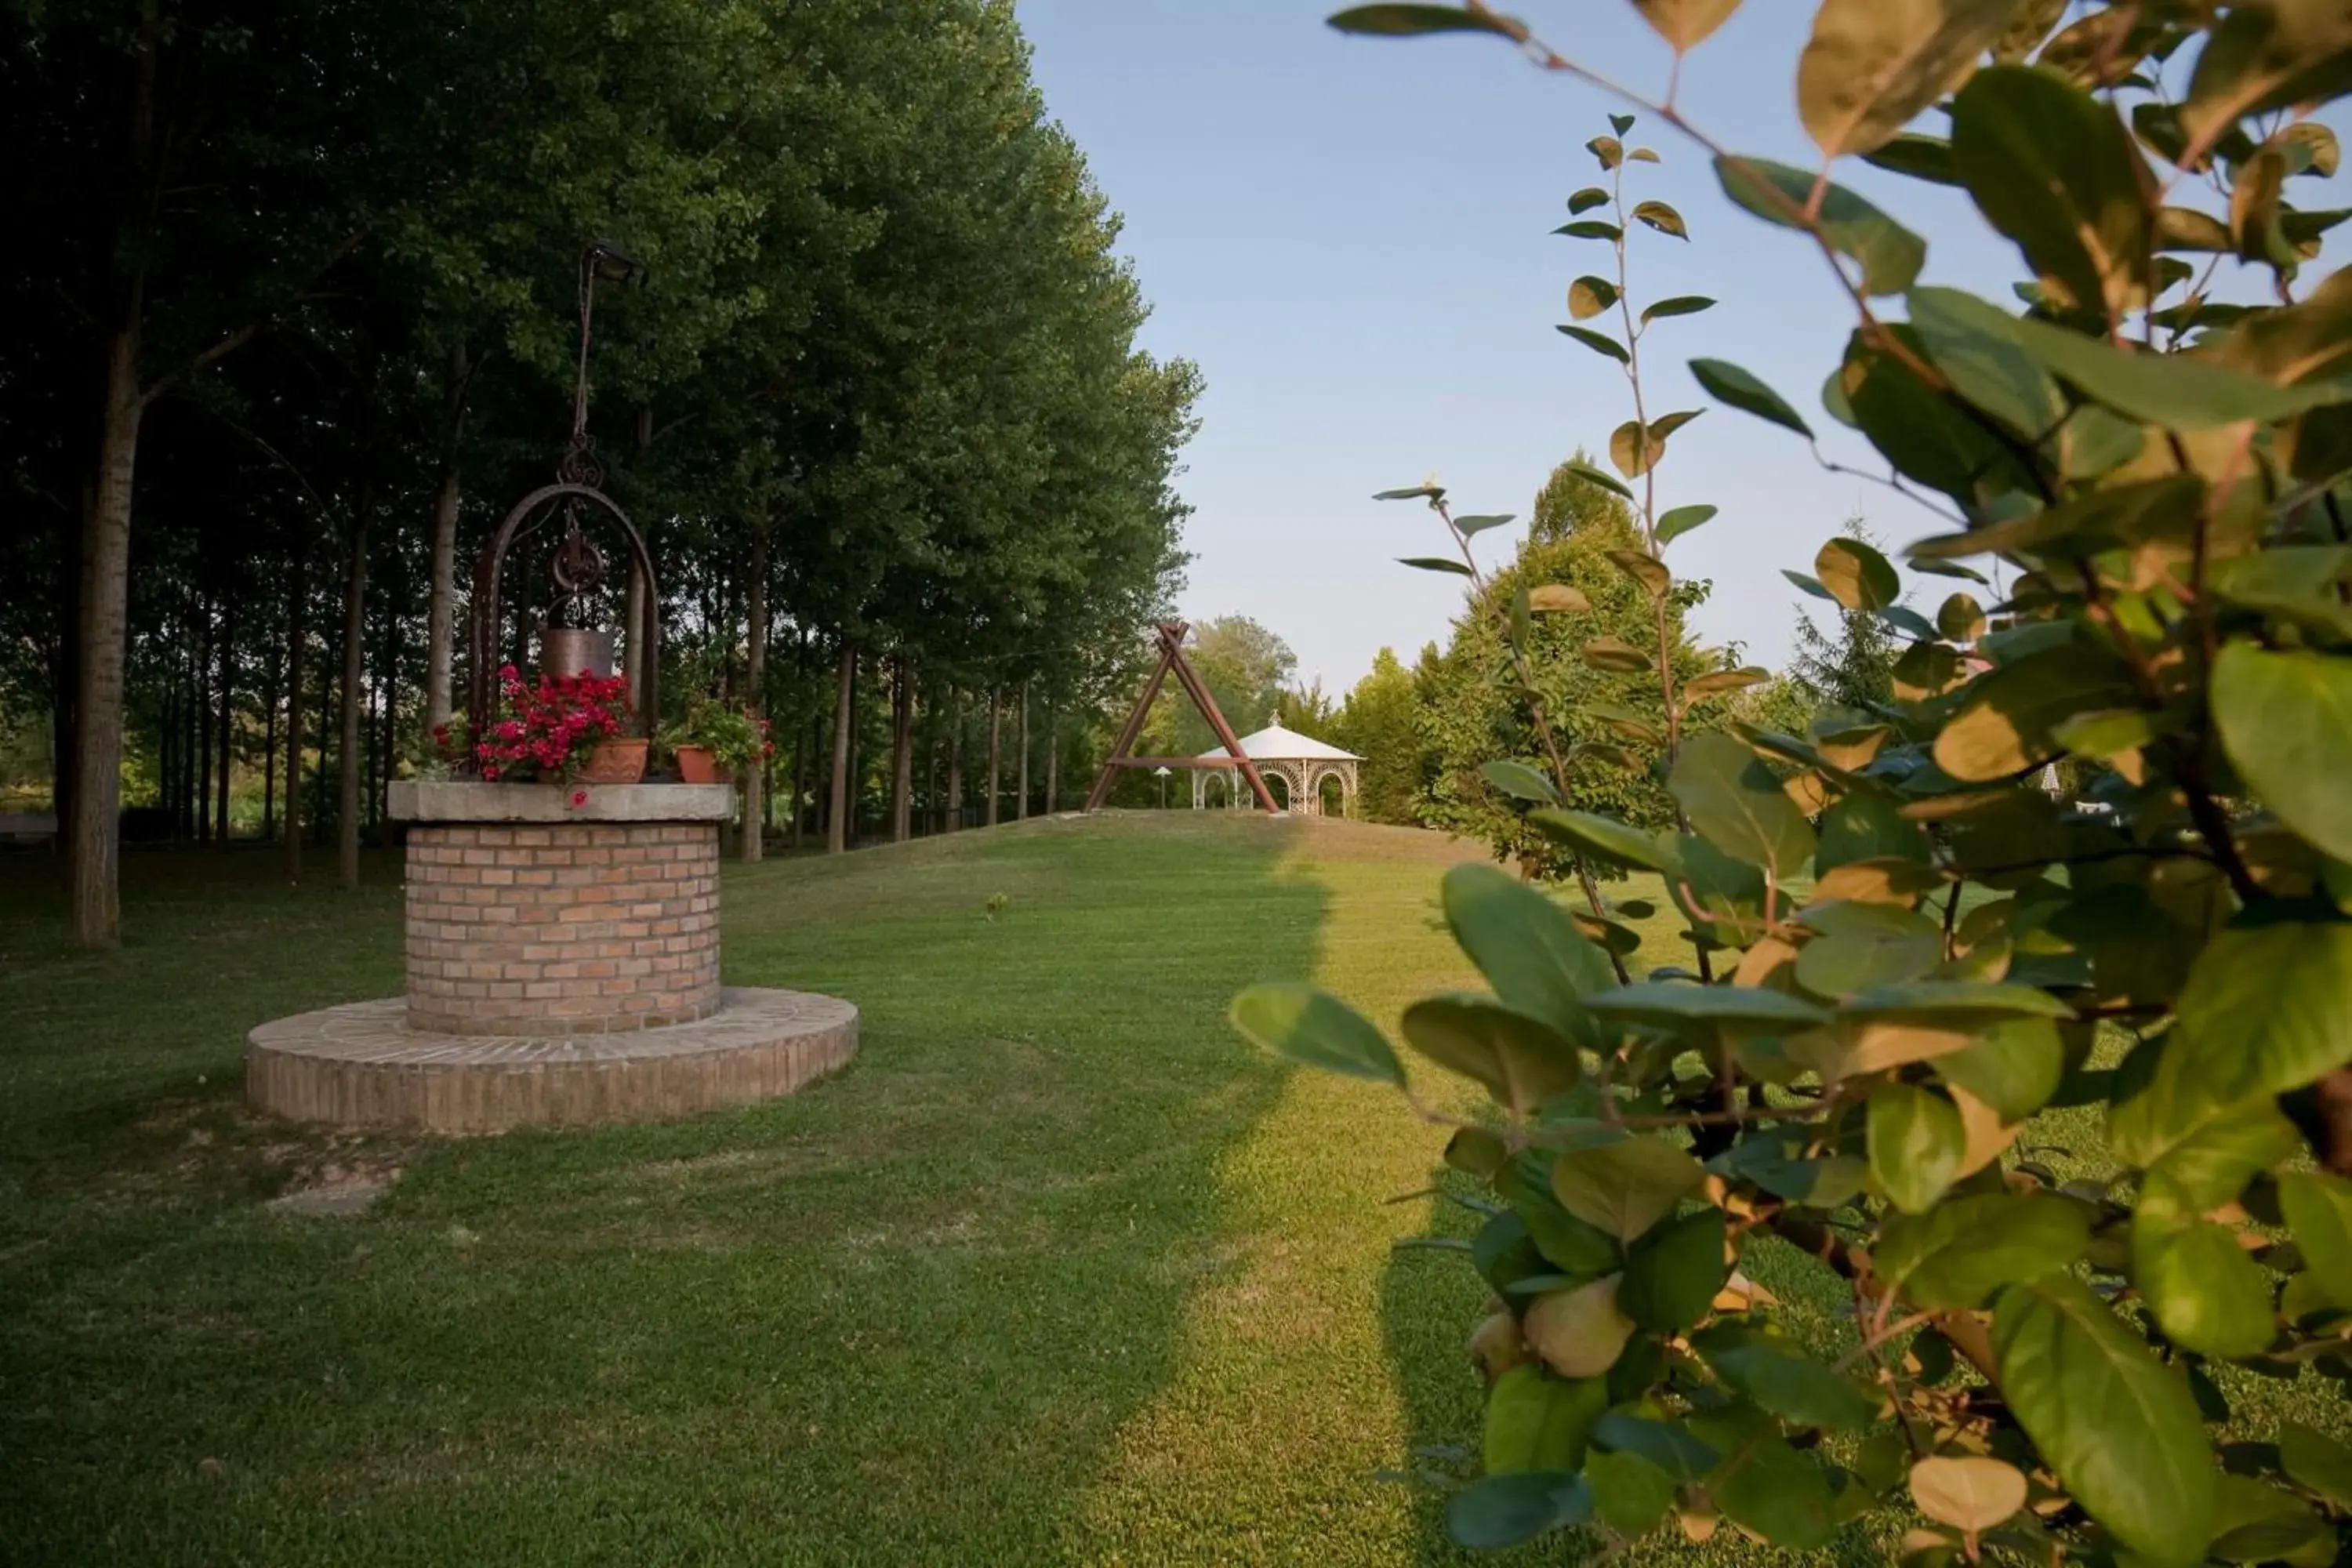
579;738;649;785
674;745;722;785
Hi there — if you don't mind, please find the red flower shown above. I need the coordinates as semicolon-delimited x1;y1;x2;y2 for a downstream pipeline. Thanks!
569;787;590;809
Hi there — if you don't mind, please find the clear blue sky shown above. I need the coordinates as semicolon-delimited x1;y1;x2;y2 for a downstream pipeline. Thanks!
1014;2;2343;696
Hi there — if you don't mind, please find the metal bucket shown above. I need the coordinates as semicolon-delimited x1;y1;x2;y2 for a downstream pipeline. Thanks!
539;626;615;681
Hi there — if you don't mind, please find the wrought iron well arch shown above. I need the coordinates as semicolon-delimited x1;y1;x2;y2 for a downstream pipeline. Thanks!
459;240;659;760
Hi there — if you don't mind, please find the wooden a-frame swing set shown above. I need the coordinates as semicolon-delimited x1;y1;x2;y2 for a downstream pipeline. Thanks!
1084;620;1282;815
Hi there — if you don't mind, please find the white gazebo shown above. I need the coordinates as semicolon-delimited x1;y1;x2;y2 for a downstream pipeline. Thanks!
1193;716;1362;817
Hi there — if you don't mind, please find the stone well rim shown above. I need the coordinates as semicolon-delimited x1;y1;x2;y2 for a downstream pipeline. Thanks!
387;779;735;824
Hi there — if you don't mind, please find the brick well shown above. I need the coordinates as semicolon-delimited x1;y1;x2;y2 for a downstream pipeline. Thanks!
404;821;721;1036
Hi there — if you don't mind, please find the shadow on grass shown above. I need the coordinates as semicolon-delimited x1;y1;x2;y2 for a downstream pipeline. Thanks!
0;818;1323;1566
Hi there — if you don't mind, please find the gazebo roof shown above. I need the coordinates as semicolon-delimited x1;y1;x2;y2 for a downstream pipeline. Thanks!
1197;718;1362;763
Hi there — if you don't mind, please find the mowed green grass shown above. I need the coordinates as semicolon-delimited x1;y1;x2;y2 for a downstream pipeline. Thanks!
0;815;2337;1567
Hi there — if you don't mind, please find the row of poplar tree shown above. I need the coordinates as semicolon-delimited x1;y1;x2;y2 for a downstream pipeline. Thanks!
0;0;1203;946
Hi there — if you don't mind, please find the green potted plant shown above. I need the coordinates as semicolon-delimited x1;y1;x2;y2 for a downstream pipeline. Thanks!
660;702;773;785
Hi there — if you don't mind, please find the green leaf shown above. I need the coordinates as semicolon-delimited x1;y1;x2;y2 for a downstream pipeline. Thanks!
1950;66;2156;318
1523;1275;1636;1377
1443;862;1616;1036
1372;483;1445;501
1568;186;1610;215
2133;1216;2277;1359
1632;200;1688;239
2108;1035;2284;1177
1935;591;1986;643
1839;325;2037;505
1605;546;1671;595
2208;548;2352;641
1529;809;1672;873
1795;903;1944;1000
2213;646;2352;862
2174;916;2352;1102
2278;1171;2352;1311
2180;0;2352;160
1798;0;2021;158
1910;1455;2029;1534
1403;995;1582;1116
1328;4;1528;41
1629;0;1743;54
1587;1447;1676;1536
1936;1017;2063;1122
1563;459;1633;499
1642;294;1715;322
1669;731;1817;873
2205;1474;2335;1566
1869;1082;1966;1213
1568;274;1617;321
1683;666;1768;700
1397;556;1475;575
1443;1472;1593;1550
1693;1327;1877;1431
1841;981;2076;1022
1875;1193;2092;1308
2278;1421;2352;1510
1554;219;1624;241
2009;315;2352;428
1586;982;1830;1030
1908;474;2206;563
1698;1414;1839;1548
1454;512;1516;537
1551;1134;1706;1243
1610;423;1668;481
1933;644;2131;781
1815;536;1900;612
1557;324;1630;364
1817;793;1931;872
1590;1411;1719;1482
1864;132;1958;185
1715;155;1928;295
1479;759;1559;805
1484;1366;1609;1475
1587;135;1624;171
1581;635;1653;673
1656;503;1718;545
1230;984;1404;1085
1621;1207;1727;1332
1690;357;1816;437
1528;582;1592;613
2157;205;2234;252
1906;286;2064;441
1991;1277;2216;1563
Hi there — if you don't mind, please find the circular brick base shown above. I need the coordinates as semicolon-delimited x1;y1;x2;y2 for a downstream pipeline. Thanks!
246;988;858;1133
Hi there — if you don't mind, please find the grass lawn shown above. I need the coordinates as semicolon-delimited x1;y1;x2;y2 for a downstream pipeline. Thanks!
0;814;2340;1566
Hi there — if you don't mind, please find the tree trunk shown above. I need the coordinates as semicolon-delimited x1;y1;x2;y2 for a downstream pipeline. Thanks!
195;599;213;843
1017;684;1030;822
372;568;400;838
946;688;964;832
985;691;1001;827
311;604;332;847
216;596;235;840
262;641;278;843
423;343;469;731
924;699;941;836
741;528;769;862
64;0;160;946
826;639;854;855
337;507;368;889
891;658;914;844
1045;704;1058;815
51;503;79;855
283;546;306;880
